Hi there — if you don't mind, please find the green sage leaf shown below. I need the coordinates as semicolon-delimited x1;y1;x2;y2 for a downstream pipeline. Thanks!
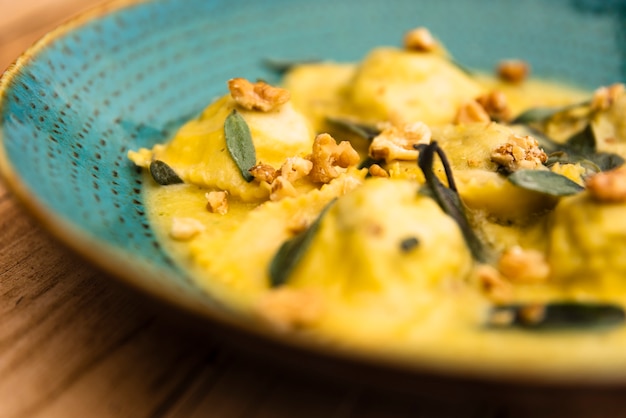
508;170;584;196
416;142;487;263
269;200;336;287
224;110;256;182
149;160;184;185
565;123;596;155
588;152;625;172
511;107;562;125
263;57;320;74
326;117;380;140
488;302;625;331
511;99;591;125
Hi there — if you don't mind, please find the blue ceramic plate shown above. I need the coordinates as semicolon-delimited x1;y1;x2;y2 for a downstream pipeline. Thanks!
1;0;626;387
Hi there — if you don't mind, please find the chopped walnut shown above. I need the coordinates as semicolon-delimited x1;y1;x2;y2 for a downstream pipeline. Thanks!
206;191;229;215
490;134;547;173
403;27;437;52
369;122;432;162
249;163;278;183
269;176;298;201
591;83;625;111
286;216;310;234
497;59;530;84
368;164;389;178
476;90;511;122
279;157;313;183
256;288;323;332
518;304;546;325
454;100;491;125
169;217;205;241
474;264;513;303
586;166;626;203
308;133;360;183
228;78;290;112
497;246;550;283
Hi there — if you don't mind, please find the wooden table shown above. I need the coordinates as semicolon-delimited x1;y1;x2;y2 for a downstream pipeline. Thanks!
2;2;626;417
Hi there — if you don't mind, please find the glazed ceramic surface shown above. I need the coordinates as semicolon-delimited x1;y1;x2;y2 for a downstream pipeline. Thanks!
1;0;625;380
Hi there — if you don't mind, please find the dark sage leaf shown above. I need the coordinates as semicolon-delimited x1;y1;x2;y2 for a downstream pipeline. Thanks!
224;110;256;182
416;142;487;262
511;99;591;125
564;123;596;155
263;57;320;74
359;157;385;172
269;200;336;287
588;152;625;172
149;160;184;185
508;170;584;196
511;107;562;125
326;117;380;141
488;302;625;331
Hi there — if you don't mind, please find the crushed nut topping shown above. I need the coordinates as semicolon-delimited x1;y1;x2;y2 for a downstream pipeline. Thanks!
497;59;530;84
228;77;290;112
249;163;279;183
476;90;511;122
518;304;546;325
279;157;313;183
368;164;389;178
591;83;625;111
403;27;437;52
490;134;548;173
369;122;432;162
474;264;513;303
169;217;205;241
206;191;229;215
586;166;626;203
256;288;324;332
269;176;298;201
308;133;360;183
497;246;550;283
286;216;310;234
454;100;491;125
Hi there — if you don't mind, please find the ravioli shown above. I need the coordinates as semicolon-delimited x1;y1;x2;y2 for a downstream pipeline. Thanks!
129;28;626;378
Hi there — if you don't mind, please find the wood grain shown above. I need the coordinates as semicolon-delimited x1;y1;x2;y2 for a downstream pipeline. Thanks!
1;1;626;417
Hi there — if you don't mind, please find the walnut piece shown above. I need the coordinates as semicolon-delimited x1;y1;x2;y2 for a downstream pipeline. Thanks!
369;122;432;162
228;77;290;112
368;164;389;178
476;90;511;122
497;59;530;84
206;191;229;215
454;100;491;125
586;166;626;203
279;157;313;183
591;83;625;111
256;288;323;332
308;133;360;183
169;217;205;241
490;134;547;173
474;264;513;303
403;27;437;52
249;163;278;183
497;246;550;283
518;304;546;325
269;176;298;201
